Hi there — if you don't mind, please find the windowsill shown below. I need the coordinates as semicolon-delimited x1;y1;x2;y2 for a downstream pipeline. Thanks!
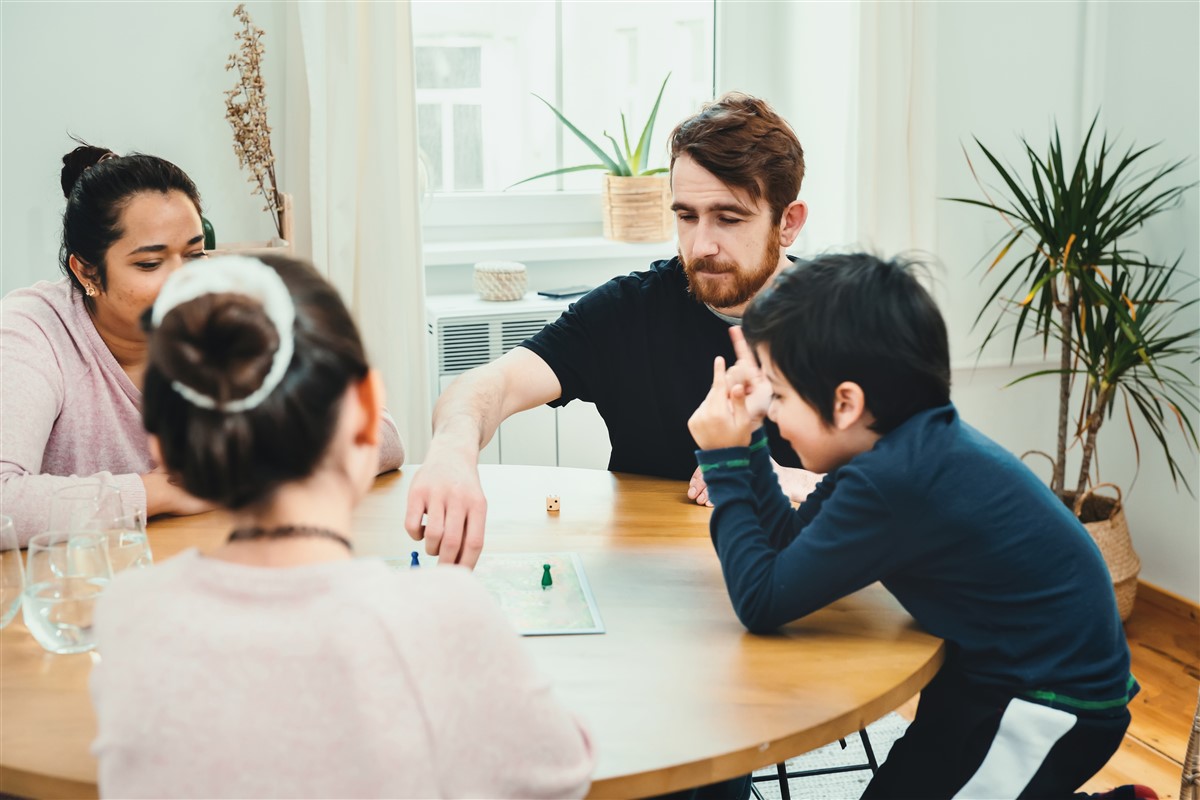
423;236;677;267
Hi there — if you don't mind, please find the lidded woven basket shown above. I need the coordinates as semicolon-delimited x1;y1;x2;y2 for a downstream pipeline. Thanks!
473;261;527;302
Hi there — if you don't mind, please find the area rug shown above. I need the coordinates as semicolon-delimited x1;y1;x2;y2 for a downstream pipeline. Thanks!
750;712;910;800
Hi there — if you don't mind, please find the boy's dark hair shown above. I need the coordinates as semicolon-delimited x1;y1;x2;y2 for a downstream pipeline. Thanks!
60;139;202;296
742;253;951;434
142;254;370;510
668;93;804;222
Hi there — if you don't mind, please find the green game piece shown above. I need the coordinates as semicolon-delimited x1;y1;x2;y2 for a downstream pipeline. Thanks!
541;563;553;591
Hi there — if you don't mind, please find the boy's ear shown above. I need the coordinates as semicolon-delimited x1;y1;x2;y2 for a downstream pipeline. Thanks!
353;369;385;446
831;381;868;430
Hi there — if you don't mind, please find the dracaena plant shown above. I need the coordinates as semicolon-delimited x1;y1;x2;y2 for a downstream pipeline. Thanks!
951;115;1199;506
511;74;671;188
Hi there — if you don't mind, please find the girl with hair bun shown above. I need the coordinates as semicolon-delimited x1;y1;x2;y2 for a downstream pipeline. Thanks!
89;254;595;799
0;142;404;544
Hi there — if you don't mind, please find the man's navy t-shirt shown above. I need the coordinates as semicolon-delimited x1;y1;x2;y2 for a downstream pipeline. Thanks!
521;257;802;480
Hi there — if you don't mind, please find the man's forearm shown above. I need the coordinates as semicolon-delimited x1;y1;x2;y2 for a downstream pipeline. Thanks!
430;366;508;458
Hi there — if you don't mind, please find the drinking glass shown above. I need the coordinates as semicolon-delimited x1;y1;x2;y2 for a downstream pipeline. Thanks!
23;531;112;654
0;516;23;628
49;482;124;533
97;510;153;573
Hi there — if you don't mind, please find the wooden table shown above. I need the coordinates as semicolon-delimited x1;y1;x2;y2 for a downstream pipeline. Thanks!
0;465;943;799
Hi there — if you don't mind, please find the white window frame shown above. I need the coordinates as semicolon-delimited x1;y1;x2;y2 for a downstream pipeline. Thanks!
415;1;718;267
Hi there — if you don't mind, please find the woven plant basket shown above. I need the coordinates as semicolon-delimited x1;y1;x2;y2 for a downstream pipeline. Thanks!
1064;483;1140;622
473;261;527;302
602;174;673;243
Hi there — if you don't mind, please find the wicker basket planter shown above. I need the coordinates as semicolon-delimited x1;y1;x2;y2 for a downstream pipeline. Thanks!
1065;483;1140;622
602;174;673;243
1183;687;1199;800
473;261;528;302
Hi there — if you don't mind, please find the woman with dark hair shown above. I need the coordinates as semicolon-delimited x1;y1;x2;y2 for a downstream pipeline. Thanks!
0;144;404;544
89;253;594;798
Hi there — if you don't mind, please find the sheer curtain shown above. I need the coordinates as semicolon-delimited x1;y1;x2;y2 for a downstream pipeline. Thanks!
853;1;938;260
717;2;935;260
290;1;431;461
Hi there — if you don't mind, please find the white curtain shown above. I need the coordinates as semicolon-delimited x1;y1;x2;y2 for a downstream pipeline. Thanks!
290;0;431;461
853;1;938;260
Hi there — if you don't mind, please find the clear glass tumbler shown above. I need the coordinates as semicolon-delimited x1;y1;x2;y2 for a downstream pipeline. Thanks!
97;510;153;573
49;482;124;533
0;516;23;628
23;531;112;654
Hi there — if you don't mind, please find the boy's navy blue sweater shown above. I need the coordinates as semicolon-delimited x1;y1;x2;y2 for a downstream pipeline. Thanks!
698;404;1135;716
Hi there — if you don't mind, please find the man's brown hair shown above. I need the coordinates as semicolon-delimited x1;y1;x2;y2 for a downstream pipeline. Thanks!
668;93;805;221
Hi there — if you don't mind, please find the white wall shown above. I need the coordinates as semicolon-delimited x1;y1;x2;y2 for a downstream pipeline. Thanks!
1091;1;1199;601
722;0;1198;601
934;1;1199;601
0;1;288;296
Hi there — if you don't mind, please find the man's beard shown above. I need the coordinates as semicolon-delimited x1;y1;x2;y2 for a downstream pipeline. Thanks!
681;224;782;309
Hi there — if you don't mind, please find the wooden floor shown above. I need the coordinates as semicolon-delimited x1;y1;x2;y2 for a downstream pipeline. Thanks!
894;583;1199;800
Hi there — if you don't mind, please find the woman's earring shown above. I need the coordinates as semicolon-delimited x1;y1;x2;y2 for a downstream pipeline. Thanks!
84;283;97;297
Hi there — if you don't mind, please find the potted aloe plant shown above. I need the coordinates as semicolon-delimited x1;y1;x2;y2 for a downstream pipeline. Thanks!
513;74;673;243
952;115;1199;619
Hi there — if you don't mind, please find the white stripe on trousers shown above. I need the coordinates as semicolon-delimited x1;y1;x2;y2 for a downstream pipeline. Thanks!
951;697;1078;799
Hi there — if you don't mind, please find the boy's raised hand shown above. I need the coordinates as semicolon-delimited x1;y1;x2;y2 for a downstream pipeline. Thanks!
688;356;756;450
725;327;771;425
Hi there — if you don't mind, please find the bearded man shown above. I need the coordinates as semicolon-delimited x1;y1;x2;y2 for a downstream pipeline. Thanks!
407;93;820;570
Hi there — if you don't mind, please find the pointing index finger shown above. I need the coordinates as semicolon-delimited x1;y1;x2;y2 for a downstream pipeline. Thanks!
710;355;727;389
730;326;756;365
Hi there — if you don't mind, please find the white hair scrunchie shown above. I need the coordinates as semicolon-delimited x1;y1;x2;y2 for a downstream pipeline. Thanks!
150;255;296;413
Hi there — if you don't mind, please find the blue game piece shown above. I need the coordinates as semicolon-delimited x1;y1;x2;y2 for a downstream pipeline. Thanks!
410;551;420;568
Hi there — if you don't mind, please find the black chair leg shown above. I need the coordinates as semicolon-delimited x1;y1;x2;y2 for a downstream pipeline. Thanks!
859;728;879;773
752;726;880;797
774;760;792;800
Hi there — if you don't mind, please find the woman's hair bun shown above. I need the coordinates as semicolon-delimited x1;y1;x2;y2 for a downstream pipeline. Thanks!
149;293;281;409
60;142;117;199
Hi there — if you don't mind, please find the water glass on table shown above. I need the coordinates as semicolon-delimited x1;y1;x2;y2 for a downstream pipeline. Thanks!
23;531;112;654
49;482;124;533
50;483;152;573
0;516;23;628
96;510;153;573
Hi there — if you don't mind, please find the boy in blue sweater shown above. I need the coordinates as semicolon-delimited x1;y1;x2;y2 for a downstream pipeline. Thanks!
688;254;1141;799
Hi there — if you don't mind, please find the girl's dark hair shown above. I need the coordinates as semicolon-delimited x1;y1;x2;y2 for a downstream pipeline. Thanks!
142;254;371;510
60;140;202;295
668;93;805;222
742;253;951;435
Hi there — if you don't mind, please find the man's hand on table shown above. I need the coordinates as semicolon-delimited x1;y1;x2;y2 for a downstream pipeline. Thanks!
689;461;824;507
687;465;714;507
404;445;487;569
773;464;824;503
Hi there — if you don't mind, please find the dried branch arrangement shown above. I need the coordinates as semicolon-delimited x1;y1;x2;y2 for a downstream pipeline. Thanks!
225;3;283;238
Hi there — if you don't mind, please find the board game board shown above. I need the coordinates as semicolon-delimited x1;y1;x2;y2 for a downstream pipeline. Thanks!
384;551;604;636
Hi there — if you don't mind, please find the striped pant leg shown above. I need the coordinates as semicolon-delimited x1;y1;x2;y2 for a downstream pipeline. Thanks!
861;671;1128;800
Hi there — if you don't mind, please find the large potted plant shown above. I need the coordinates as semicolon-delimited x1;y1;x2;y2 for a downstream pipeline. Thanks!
512;75;673;243
953;116;1198;620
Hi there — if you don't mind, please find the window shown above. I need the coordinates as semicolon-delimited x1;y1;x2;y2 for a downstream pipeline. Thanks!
411;1;715;197
415;45;485;191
